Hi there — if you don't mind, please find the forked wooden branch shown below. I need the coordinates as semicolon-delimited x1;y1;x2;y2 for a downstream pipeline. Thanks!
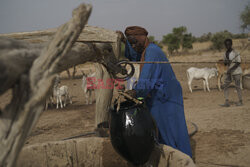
0;4;93;167
0;40;116;95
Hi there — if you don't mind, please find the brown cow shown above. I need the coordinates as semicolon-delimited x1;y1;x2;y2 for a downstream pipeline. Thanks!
216;60;250;91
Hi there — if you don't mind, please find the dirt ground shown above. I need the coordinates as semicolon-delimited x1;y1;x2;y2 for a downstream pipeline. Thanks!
1;50;250;167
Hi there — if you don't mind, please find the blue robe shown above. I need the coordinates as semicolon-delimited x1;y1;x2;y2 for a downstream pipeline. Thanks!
125;40;192;157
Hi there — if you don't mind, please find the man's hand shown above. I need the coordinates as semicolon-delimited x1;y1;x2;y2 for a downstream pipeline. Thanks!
125;89;136;98
116;30;126;43
227;62;240;75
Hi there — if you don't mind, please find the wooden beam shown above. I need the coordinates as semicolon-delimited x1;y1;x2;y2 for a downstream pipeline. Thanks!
0;25;118;44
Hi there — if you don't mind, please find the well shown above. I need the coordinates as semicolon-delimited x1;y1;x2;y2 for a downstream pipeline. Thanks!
17;137;195;167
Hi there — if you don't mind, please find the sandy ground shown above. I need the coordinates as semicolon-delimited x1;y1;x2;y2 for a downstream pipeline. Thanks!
1;51;250;167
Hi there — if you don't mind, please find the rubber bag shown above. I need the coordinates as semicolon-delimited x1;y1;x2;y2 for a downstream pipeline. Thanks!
110;100;157;166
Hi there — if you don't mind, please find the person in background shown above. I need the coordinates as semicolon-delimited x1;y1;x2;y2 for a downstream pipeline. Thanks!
117;26;192;158
220;38;243;107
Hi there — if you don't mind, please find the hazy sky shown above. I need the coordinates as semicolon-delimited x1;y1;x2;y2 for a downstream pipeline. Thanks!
0;0;249;40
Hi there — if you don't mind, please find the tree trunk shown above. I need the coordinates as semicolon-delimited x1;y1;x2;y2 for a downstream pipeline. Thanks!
95;64;113;127
0;4;93;166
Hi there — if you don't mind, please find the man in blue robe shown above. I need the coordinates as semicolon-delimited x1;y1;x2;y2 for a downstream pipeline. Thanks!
117;26;192;158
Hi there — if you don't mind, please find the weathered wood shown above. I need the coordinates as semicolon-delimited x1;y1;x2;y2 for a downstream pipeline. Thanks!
0;25;120;59
0;25;118;44
0;23;121;91
0;38;117;95
0;4;93;166
0;37;118;143
95;64;113;127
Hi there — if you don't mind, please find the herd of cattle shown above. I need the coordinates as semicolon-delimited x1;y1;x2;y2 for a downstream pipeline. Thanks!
44;61;250;110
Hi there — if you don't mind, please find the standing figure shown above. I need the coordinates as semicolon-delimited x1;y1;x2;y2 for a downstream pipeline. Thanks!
117;26;192;158
220;39;243;107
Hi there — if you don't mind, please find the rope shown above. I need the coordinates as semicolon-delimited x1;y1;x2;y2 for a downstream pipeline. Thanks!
115;91;143;112
62;132;96;140
127;43;250;64
128;61;250;64
239;42;250;55
118;91;142;105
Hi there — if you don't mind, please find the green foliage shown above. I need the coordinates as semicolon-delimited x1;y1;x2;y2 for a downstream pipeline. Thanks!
195;32;212;42
162;33;180;54
240;3;250;31
173;26;187;38
148;36;155;43
232;33;248;39
183;33;193;49
194;31;247;44
211;30;233;51
161;26;194;54
148;35;163;48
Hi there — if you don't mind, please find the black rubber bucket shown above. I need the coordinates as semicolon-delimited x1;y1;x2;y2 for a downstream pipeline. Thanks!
110;100;157;166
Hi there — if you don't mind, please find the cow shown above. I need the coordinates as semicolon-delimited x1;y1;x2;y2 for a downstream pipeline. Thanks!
81;70;96;105
187;67;217;93
44;75;72;109
54;85;72;109
215;60;250;91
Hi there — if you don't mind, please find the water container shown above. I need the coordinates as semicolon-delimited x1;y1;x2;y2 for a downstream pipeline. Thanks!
110;100;157;166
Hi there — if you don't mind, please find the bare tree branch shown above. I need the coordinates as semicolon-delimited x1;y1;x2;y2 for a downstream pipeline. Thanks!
0;4;94;166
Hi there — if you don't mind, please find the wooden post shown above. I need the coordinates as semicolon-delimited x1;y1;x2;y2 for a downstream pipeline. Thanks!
0;5;123;167
95;64;113;127
0;4;92;166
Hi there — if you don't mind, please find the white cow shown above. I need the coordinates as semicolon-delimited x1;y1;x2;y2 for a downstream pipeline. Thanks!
52;75;72;109
82;70;96;105
54;85;72;109
187;67;217;93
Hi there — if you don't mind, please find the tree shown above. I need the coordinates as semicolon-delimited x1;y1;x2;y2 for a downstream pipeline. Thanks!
161;26;194;54
173;26;187;48
162;33;180;54
195;32;212;42
182;33;193;49
232;33;248;39
173;26;187;39
148;36;156;43
148;35;163;47
240;3;250;31
211;30;232;51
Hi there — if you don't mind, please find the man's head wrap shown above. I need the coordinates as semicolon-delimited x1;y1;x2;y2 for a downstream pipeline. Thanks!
124;26;149;47
125;26;148;37
124;26;149;71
